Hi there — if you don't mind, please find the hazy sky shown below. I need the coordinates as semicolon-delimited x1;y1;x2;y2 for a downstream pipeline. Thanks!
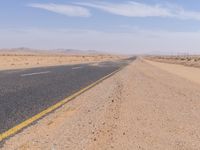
1;0;200;54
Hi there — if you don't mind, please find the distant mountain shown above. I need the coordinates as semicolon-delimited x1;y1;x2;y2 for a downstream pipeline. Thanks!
52;49;102;55
0;47;45;54
0;48;105;55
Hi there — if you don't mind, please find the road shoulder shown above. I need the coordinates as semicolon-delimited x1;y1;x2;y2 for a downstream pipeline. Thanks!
2;59;200;150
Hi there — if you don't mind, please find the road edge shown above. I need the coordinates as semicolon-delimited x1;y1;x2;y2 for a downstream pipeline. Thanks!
0;67;124;143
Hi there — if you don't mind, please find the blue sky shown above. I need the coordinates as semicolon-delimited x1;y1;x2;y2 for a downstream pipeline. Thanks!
1;0;200;54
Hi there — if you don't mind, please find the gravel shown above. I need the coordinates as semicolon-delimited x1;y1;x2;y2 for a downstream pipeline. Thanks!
2;58;200;150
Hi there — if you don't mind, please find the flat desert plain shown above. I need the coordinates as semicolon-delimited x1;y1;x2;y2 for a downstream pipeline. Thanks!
2;57;200;150
0;52;122;70
147;55;200;68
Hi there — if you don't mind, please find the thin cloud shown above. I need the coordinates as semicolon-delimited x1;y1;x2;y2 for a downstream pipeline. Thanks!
1;28;200;54
76;1;200;20
28;3;91;17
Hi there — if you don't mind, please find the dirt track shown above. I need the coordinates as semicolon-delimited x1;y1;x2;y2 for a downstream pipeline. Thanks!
2;58;200;150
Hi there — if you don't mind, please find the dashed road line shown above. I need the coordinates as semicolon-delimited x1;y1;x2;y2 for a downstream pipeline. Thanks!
72;67;83;70
20;71;51;77
0;68;122;142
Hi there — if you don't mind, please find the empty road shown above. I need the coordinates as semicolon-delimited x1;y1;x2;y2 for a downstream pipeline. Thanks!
0;58;135;138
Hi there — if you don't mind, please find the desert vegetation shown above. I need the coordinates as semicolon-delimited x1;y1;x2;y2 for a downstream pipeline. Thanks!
146;55;200;68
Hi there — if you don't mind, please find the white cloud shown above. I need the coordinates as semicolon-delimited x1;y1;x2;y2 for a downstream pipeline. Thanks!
76;1;200;20
28;3;91;17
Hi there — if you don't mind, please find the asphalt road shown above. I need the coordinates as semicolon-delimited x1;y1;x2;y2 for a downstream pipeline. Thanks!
0;57;135;135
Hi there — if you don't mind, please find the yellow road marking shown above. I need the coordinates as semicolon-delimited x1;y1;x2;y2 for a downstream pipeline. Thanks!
0;68;122;142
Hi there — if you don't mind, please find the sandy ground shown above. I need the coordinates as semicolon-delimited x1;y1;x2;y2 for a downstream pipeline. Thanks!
2;58;200;150
0;54;122;70
145;59;200;85
146;55;200;68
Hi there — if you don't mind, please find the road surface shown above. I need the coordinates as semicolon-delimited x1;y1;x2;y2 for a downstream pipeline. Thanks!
0;58;135;136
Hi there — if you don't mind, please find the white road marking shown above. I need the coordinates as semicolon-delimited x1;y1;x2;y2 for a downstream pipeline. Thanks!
20;71;51;77
72;66;83;70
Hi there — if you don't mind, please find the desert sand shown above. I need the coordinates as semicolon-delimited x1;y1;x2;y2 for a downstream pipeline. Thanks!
2;58;200;150
0;53;122;70
147;55;200;68
145;59;200;85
